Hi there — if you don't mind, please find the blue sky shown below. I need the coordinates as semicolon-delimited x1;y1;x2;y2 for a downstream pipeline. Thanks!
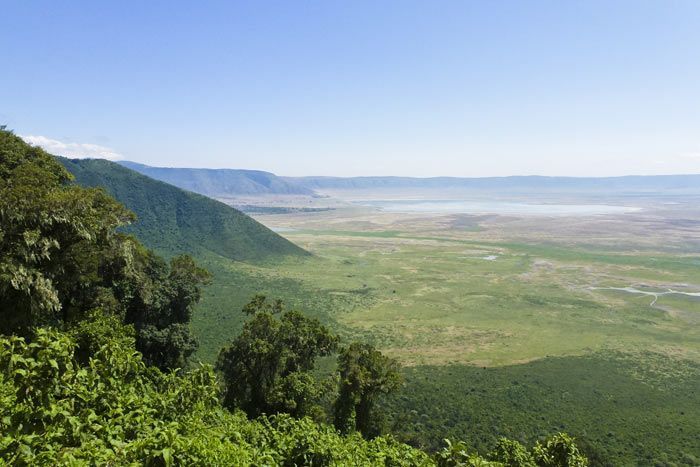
2;1;699;177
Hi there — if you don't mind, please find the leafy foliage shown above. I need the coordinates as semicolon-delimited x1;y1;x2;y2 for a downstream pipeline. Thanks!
0;129;134;333
0;325;435;465
531;434;587;467
435;439;502;467
435;437;586;467
124;253;212;369
216;295;338;419
489;438;536;467
334;342;402;438
0;127;208;371
0;323;587;466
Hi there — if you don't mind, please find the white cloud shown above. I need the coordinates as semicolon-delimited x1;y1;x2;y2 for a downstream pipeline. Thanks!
20;135;123;161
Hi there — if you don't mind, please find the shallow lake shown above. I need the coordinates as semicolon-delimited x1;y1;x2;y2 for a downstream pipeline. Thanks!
355;199;640;216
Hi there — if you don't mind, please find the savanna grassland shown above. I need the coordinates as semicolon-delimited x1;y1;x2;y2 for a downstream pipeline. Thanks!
192;194;700;465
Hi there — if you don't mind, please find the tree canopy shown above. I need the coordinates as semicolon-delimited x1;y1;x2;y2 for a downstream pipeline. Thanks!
216;295;338;419
0;127;208;370
334;342;403;438
0;317;587;466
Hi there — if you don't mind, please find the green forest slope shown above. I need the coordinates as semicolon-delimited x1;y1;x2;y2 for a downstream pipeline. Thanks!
59;157;307;262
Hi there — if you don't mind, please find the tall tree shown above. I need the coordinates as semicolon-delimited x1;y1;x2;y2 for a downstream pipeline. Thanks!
119;251;211;369
0;127;208;370
0;127;132;333
216;295;337;419
333;342;402;438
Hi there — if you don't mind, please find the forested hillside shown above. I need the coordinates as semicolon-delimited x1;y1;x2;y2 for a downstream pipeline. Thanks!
59;158;307;261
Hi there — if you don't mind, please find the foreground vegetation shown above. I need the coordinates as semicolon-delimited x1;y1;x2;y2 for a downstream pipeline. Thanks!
0;322;590;466
0;324;430;465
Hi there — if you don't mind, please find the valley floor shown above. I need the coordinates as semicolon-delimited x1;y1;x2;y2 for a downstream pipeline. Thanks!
192;192;700;465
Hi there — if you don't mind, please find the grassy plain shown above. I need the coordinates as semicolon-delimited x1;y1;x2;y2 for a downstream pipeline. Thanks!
194;205;700;365
191;196;700;464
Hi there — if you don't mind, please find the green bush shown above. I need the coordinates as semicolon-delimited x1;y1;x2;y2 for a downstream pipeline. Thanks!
0;326;436;465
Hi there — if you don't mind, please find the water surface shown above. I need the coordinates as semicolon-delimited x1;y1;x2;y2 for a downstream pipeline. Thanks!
355;199;639;216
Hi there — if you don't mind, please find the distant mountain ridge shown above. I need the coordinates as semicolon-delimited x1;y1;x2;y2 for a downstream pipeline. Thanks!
118;161;315;198
284;174;700;193
116;160;700;197
60;158;308;262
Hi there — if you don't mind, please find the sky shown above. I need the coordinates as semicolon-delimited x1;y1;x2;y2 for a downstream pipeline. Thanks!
2;0;699;177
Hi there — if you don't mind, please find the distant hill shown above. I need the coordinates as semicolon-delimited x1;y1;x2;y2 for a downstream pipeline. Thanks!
115;162;700;197
59;158;308;261
118;161;316;198
284;174;700;194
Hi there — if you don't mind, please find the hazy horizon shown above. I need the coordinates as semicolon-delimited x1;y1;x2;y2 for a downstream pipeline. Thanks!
3;1;700;177
80;159;700;179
